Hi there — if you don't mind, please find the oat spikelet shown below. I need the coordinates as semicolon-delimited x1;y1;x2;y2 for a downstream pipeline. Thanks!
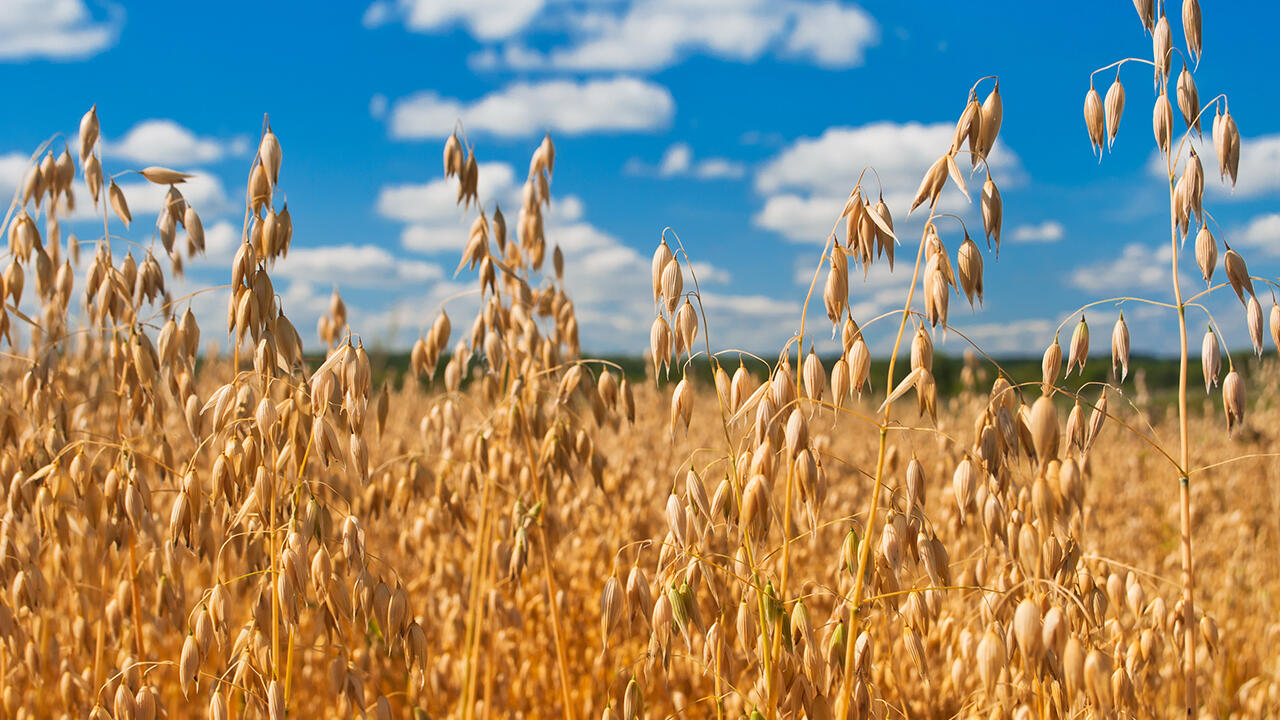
1202;327;1220;392
978;82;1002;163
1066;316;1090;376
1223;246;1254;304
1183;0;1202;65
1247;295;1265;356
1153;90;1173;155
910;154;948;214
1112;312;1130;381
139;167;192;185
1176;64;1200;134
1133;0;1155;31
1195;224;1217;286
108;181;131;227
1223;370;1245;433
1153;13;1172;82
1029;395;1059;465
1270;301;1280;356
957;234;983;307
1084;85;1105;155
981;175;1002;254
1042;334;1061;394
651;239;673;307
1105;77;1125;148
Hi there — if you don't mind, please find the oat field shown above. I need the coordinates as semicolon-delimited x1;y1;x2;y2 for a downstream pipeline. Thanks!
1;1;1278;719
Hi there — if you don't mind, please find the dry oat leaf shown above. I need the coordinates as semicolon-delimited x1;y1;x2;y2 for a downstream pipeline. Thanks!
945;153;970;202
878;367;923;415
138;167;193;185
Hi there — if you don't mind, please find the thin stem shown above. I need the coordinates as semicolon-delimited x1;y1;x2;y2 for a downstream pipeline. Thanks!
836;206;935;720
1166;107;1198;713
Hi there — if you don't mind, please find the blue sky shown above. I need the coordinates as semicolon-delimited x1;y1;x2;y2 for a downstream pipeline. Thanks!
2;0;1279;357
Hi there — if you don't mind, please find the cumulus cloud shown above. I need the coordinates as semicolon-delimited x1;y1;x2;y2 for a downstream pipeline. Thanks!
103;120;248;166
462;0;878;73
1233;213;1280;256
1069;243;1174;292
387;77;675;139
367;161;782;351
625;142;746;180
363;0;545;40
1010;221;1064;243
0;0;122;60
1149;132;1280;199
753;121;1023;243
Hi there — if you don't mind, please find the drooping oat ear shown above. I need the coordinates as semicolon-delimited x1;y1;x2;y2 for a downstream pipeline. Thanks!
1183;0;1202;65
1153;13;1172;82
650;315;672;377
1083;85;1105;155
1112;313;1130;381
1104;77;1125;148
443;133;463;179
1223;370;1245;433
1042;334;1062;394
1214;105;1241;186
1133;0;1155;32
957;234;983;308
1271;301;1280;357
1067;315;1090;376
108;180;131;227
1029;395;1060;466
651;238;673;307
1176;64;1201;134
259;127;282;187
1195;224;1217;286
981;175;1002;254
660;257;683;316
824;245;849;327
1247;295;1264;356
1153;90;1173;155
910;154;949;214
1223;246;1254;304
977;82;1002;165
79;105;99;162
1201;327;1220;392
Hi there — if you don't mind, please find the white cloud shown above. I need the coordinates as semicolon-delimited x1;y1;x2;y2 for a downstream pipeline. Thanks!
1149;132;1280;199
959;318;1054;355
1233;213;1280;256
626;142;746;180
0;151;33;199
757;193;844;243
105;174;234;218
388;77;674;139
103;119;248;166
783;2;878;68
363;0;545;40
754;121;1023;243
1010;221;1064;243
758;121;1022;196
371;161;773;351
0;0;121;60
1069;243;1173;293
470;0;879;73
369;93;388;120
274;244;444;286
376;162;517;224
